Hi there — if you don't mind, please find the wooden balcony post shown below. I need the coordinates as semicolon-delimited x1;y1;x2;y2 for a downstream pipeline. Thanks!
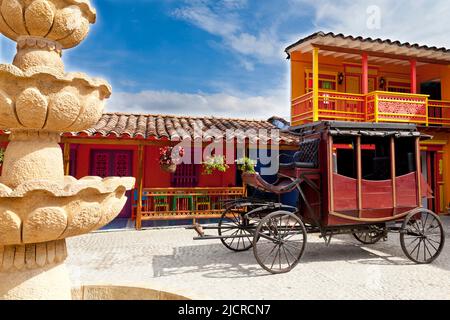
136;144;144;230
374;92;379;123
362;53;369;94
410;59;417;94
312;47;319;122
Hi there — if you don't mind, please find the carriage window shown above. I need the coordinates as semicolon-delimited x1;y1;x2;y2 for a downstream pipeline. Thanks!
361;137;391;181
333;137;357;179
395;137;416;176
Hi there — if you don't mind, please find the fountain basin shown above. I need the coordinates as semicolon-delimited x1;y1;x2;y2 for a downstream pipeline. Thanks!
0;64;111;131
0;176;135;246
0;0;96;49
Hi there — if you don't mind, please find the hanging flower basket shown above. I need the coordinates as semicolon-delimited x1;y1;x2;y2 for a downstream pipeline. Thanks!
158;146;184;174
161;163;177;173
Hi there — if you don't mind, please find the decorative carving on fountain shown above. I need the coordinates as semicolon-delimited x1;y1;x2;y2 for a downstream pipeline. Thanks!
0;0;135;299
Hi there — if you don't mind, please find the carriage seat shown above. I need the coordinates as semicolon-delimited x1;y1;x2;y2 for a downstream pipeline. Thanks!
242;173;300;194
279;138;320;169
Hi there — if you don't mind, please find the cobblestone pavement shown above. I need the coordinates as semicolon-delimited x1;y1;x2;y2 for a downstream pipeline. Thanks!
66;217;450;300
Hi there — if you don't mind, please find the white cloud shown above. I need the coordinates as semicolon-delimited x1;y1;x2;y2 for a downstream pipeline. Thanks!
295;0;450;47
172;0;286;64
106;87;290;120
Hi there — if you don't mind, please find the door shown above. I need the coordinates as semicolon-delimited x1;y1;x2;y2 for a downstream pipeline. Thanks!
90;150;133;218
421;148;444;213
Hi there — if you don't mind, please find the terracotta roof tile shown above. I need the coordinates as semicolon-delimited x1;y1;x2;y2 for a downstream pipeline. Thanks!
67;113;298;145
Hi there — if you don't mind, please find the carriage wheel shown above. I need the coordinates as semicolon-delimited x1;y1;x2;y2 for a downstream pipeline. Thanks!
218;209;256;252
400;210;445;264
253;211;307;274
353;226;385;245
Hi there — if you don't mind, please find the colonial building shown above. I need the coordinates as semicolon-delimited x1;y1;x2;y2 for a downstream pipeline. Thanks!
0;113;297;229
286;31;450;215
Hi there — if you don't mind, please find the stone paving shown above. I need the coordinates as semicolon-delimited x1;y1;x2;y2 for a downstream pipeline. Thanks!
66;217;450;300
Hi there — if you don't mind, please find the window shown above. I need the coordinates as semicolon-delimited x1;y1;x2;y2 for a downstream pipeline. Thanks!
387;79;411;93
305;70;338;92
333;137;357;179
360;137;391;181
333;136;395;181
395;138;416;176
171;163;199;187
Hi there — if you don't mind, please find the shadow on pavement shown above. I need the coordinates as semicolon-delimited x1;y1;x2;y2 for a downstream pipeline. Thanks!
151;238;423;279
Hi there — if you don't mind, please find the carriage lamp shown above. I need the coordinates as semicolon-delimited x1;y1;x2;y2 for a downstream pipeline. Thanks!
338;72;344;84
379;77;386;90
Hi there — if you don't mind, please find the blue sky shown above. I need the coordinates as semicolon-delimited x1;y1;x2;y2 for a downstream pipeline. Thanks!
2;0;450;119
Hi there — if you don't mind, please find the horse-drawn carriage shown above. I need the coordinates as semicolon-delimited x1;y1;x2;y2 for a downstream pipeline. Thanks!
191;121;446;274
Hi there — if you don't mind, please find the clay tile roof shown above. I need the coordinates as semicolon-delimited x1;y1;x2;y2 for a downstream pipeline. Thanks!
68;113;298;145
285;31;450;64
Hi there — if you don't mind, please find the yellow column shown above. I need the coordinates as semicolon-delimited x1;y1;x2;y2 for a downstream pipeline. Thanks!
312;47;319;122
374;93;379;123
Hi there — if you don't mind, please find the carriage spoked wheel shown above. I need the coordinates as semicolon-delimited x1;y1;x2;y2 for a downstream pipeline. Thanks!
253;211;307;274
353;226;386;245
218;209;256;252
400;210;445;264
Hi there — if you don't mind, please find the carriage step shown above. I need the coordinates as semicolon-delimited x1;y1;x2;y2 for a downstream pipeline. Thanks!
193;223;205;237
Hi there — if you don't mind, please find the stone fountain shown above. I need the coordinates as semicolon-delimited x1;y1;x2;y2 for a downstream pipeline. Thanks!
0;0;135;299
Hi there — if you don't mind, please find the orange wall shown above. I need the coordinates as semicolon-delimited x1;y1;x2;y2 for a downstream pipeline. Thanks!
289;51;450;98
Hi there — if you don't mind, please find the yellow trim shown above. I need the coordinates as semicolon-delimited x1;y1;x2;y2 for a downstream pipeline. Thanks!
319;115;364;121
371;91;429;98
313;47;319;122
378;118;427;124
378;112;427;118
374;94;379;123
318;109;365;115
421;140;448;146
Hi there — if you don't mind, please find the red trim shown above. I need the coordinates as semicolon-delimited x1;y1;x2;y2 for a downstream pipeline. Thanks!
362;53;369;94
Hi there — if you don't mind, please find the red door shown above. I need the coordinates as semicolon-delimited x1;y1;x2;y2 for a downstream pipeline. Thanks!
90;150;133;218
422;147;444;214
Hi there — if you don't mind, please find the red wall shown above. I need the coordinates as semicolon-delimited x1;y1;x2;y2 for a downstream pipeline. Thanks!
75;143;139;184
73;143;236;188
143;145;236;188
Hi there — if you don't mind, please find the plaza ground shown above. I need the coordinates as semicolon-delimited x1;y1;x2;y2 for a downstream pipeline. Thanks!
67;217;450;300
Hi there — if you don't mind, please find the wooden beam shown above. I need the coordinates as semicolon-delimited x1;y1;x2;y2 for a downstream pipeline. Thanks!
63;142;70;176
313;43;450;65
136;144;144;230
390;137;397;209
328;136;335;213
356;136;362;214
415;137;422;207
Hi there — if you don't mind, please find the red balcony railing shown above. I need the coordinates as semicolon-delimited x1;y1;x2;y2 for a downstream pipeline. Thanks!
318;91;366;122
428;100;450;126
366;91;428;125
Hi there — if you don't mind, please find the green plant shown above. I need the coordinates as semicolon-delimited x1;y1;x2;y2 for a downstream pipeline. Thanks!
202;155;229;175
0;148;4;166
237;157;257;174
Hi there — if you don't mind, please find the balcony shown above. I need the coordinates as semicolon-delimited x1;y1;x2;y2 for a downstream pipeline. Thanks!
291;90;450;127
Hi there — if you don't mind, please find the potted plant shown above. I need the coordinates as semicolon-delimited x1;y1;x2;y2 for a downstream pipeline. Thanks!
202;155;229;175
0;148;4;167
159;146;184;173
237;157;257;174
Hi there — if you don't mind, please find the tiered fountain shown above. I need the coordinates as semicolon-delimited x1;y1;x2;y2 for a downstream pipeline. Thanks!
0;0;135;299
